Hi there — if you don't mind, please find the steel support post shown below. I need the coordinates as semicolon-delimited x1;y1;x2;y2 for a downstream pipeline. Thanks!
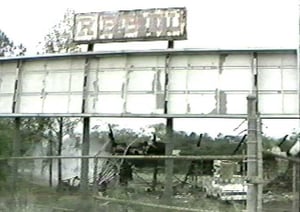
49;134;53;187
11;117;21;192
80;44;93;194
247;95;258;212
163;118;174;202
58;117;63;186
80;119;90;194
11;59;22;193
163;40;174;202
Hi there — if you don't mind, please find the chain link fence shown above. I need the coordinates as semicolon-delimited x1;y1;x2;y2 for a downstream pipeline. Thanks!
0;155;249;212
262;152;300;212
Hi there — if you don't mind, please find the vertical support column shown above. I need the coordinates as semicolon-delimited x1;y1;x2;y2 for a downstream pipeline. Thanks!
48;132;53;187
247;95;258;212
122;56;130;113
12;60;22;113
163;40;174;202
80;117;90;193
11;60;22;192
11;117;21;192
163;118;174;201
57;117;63;187
80;44;93;194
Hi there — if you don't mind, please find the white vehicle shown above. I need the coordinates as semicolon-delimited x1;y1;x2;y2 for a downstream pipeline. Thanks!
213;180;247;201
203;177;247;201
202;160;247;201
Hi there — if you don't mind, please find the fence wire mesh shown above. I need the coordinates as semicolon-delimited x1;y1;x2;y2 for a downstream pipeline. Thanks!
1;154;299;212
0;117;299;212
262;153;300;212
0;155;250;212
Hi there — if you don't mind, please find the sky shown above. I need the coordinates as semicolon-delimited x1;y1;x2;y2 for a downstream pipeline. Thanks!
0;0;299;138
0;0;298;53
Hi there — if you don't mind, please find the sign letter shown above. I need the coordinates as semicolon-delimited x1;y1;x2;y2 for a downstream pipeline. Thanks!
74;14;98;41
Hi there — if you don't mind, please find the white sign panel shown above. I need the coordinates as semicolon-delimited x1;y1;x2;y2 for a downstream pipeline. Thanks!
0;50;298;117
0;62;16;113
86;56;165;114
258;53;298;114
168;54;253;114
16;58;85;113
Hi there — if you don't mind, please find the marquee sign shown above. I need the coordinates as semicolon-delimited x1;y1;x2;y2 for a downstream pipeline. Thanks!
73;8;187;43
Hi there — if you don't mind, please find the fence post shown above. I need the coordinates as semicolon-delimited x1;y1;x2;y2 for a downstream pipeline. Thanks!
292;161;300;212
257;115;263;212
93;157;98;194
247;95;258;212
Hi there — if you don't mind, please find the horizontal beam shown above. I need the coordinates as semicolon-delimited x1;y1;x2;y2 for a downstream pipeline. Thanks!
0;154;247;161
263;151;300;164
0;48;296;62
2;152;298;163
0;113;299;119
2;153;298;163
